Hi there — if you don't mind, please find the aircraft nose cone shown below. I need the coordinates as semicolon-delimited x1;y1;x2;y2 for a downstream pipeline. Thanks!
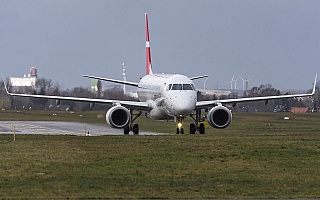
170;96;196;116
179;100;194;113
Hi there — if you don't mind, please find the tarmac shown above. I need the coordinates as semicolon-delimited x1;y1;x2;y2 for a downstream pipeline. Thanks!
0;121;167;136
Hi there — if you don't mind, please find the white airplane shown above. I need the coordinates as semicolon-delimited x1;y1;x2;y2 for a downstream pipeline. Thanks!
5;13;317;135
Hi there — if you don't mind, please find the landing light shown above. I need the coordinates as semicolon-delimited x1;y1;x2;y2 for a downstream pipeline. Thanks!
178;122;182;128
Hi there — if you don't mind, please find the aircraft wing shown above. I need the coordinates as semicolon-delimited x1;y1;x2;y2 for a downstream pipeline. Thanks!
5;88;150;111
82;75;139;87
196;74;317;109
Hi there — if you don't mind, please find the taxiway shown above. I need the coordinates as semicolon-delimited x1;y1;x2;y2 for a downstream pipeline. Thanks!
0;121;166;135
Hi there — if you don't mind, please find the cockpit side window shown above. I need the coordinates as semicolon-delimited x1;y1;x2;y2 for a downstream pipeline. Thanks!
183;84;195;90
171;84;182;90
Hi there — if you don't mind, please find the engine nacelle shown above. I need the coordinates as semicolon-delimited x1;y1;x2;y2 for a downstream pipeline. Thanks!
207;105;232;129
105;106;131;129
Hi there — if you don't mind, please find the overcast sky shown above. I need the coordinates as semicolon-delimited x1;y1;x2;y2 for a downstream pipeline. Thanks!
1;0;320;91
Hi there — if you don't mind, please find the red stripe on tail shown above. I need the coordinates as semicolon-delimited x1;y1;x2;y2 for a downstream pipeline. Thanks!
145;13;153;75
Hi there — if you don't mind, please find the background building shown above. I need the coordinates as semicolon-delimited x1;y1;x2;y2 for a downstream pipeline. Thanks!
9;67;38;91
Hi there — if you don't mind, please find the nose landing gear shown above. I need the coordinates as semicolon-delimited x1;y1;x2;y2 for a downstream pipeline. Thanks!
176;116;185;134
176;122;184;134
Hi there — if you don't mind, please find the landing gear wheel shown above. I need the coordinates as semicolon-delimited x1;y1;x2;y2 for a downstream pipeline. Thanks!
190;123;196;134
124;126;130;135
133;124;139;135
199;123;205;134
176;127;184;134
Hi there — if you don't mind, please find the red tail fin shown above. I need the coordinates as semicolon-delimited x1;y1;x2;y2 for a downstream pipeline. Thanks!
145;13;153;75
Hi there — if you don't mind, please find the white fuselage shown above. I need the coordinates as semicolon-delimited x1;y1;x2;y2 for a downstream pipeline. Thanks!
137;74;197;120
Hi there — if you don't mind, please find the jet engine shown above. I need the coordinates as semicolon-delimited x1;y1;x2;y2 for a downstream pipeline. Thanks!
207;105;232;129
105;106;131;129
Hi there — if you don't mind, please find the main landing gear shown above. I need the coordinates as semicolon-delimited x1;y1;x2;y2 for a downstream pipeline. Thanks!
188;109;206;134
188;122;205;134
176;110;206;135
176;121;205;135
124;110;142;135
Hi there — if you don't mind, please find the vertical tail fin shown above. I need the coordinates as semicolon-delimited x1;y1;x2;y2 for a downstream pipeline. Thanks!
145;13;153;75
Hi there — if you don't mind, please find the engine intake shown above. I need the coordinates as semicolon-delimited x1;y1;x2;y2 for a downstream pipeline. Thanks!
106;106;131;129
207;105;232;129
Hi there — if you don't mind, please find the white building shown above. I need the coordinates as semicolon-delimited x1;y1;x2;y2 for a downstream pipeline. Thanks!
10;76;36;87
9;67;38;89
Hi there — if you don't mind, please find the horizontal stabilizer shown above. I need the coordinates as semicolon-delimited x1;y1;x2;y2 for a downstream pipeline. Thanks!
82;75;139;87
190;75;209;80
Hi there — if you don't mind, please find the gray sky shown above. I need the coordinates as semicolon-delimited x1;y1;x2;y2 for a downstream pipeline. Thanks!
1;0;320;91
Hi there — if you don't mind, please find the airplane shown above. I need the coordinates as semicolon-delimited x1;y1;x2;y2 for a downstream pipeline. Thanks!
4;13;317;135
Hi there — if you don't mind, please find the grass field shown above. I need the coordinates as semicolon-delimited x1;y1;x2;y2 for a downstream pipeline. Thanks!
1;110;320;198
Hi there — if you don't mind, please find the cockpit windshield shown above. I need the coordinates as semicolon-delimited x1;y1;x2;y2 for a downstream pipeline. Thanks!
167;84;195;91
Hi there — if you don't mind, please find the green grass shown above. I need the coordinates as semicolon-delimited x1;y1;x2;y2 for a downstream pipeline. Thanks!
1;110;320;198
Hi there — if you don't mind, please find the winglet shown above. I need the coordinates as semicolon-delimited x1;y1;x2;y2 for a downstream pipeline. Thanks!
2;77;10;95
1;74;9;94
311;73;317;95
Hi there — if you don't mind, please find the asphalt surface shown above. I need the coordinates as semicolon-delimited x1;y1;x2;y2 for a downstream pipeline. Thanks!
0;121;167;136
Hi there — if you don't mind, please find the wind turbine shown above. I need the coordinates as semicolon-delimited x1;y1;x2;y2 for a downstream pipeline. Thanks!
234;76;240;90
239;76;245;90
226;75;236;90
244;79;251;90
239;76;251;90
201;77;209;90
